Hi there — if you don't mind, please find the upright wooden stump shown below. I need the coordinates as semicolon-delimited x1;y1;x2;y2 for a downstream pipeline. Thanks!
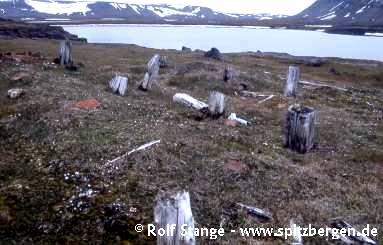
159;55;168;68
223;66;235;82
139;54;160;91
59;39;73;66
284;105;317;153
208;91;225;118
109;75;128;96
284;66;300;97
154;191;195;245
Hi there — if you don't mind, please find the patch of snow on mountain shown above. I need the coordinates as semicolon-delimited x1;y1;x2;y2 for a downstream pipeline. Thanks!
321;13;336;20
224;13;239;18
130;4;141;14
356;5;367;14
191;7;200;14
24;0;93;15
110;3;127;10
344;12;351;17
147;5;195;17
328;1;344;12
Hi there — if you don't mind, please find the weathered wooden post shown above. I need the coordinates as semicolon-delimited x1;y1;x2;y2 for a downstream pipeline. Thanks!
139;54;160;91
159;55;168;68
59;39;73;66
109;75;128;96
154;191;195;245
284;104;317;153
223;66;235;82
284;66;300;97
208;91;225;118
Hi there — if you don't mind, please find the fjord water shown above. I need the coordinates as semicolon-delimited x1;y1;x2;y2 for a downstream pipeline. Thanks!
63;24;383;61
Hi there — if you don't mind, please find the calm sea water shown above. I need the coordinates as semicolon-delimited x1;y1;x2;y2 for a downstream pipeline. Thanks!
62;24;383;61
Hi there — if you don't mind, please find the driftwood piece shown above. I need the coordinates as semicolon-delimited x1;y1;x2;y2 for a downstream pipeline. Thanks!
237;203;272;220
284;105;316;153
109;75;128;96
59;39;72;66
331;219;376;244
107;140;161;165
284;66;300;97
300;80;349;92
154;191;195;245
258;95;275;104
139;54;160;91
290;220;303;245
173;93;208;110
223;66;235;82
228;113;250;126
240;91;272;98
208;91;225;118
7;88;24;99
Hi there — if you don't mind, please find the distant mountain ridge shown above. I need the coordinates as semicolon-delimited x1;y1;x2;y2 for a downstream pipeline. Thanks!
294;0;383;26
0;0;286;24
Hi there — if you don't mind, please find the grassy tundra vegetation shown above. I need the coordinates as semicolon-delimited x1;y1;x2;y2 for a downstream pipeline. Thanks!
0;39;382;244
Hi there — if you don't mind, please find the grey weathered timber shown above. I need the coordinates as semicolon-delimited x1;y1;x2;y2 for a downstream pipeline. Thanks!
284;66;300;97
159;55;168;68
284;105;317;153
331;219;376;244
139;54;160;91
59;39;72;66
223;66;235;82
154;191;195;245
109;75;128;96
290;220;303;245
208;91;225;118
236;203;272;220
173;93;208;110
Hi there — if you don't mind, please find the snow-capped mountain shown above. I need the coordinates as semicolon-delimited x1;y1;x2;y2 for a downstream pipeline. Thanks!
0;0;285;24
294;0;383;25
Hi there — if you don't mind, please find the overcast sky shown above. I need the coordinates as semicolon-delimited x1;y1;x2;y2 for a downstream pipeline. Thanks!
123;0;317;15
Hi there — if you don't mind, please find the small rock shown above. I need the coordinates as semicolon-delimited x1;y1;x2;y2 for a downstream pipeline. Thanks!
73;99;101;110
329;67;340;75
304;58;325;67
205;47;223;60
181;46;192;52
7;88;24;99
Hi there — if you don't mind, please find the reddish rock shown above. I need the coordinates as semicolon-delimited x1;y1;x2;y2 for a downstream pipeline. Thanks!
224;119;238;127
224;160;249;174
73;99;101;110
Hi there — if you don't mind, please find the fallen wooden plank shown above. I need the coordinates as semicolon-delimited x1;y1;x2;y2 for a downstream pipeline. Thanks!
228;113;250;126
300;80;348;92
331;219;376;244
240;91;271;98
258;95;275;104
107;140;161;165
236;203;272;220
173;93;208;110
